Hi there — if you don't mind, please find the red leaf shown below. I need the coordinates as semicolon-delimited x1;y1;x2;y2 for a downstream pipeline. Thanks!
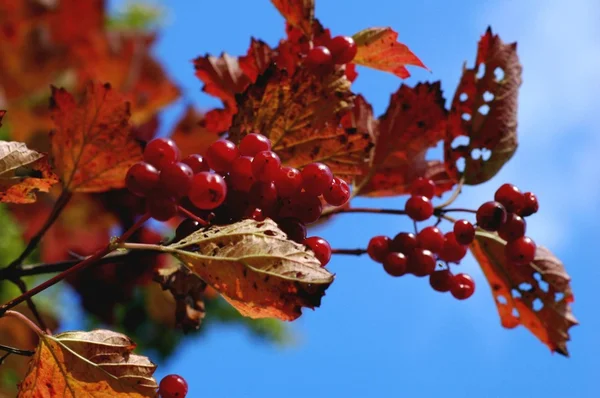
270;0;315;37
170;106;220;157
193;53;251;107
352;27;427;79
444;27;521;185
48;0;104;45
49;82;143;192
358;82;454;197
470;232;577;356
274;21;331;75
239;38;274;82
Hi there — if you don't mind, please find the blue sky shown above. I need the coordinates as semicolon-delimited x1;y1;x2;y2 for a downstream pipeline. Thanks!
105;1;598;397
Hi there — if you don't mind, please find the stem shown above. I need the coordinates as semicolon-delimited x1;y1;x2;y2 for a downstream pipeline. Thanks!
0;214;150;316
5;310;44;336
177;206;208;226
331;248;367;256
438;208;477;214
7;190;73;269
434;176;465;209
0;344;34;357
321;207;408;218
12;279;48;332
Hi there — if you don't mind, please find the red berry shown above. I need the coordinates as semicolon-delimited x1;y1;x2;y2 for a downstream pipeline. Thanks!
429;269;454;292
410;177;436;199
159;162;194;198
249;181;278;212
206;139;239;173
383;252;408;277
476;201;507;231
174;218;202;242
126;162;159;197
328;35;358;64
144;138;180;170
295;192;323;224
147;196;177;222
417;226;444;253
391;232;418;254
408;249;436;277
453;219;475;245
323;177;350;206
304;236;332;266
188;172;227;210
239;133;271;157
519;192;539;217
246;207;265;221
451;273;475;300
494;183;524;213
505;236;536;266
438;232;468;263
252;150;281;182
277;218;306;243
305;46;333;69
230;156;256;192
275;166;303;197
498;213;526;242
301;163;334;196
367;235;391;263
159;374;188;398
181;154;209;174
405;195;434;221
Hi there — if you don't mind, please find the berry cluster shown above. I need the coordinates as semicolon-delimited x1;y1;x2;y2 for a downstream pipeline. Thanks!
158;374;188;398
304;35;358;72
126;134;349;267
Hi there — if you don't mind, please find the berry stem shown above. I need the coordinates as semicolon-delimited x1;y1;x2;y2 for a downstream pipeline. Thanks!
177;206;209;226
321;207;408;218
11;279;49;333
331;248;368;256
0;343;34;357
0;214;150;316
438;208;477;214
5;310;44;337
434;176;465;209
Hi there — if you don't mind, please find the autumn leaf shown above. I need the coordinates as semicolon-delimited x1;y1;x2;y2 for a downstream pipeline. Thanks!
229;64;371;181
275;20;331;75
358;82;455;197
164;218;334;321
18;329;158;397
444;27;522;185
239;38;274;82
194;53;252;107
0;140;59;203
271;0;314;37
170;106;220;157
352;27;427;79
50;81;143;192
470;231;577;356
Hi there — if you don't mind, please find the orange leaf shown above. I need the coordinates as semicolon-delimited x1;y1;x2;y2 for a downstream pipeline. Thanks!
352;27;427;79
270;0;315;37
18;329;158;397
49;82;143;192
470;231;577;356
444;27;522;185
358;82;455;197
193;53;251;107
229;65;371;181
170;106;220;157
47;0;104;45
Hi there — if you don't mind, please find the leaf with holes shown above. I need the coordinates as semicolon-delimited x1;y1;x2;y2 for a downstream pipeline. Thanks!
164;218;334;321
444;27;522;185
229;64;372;182
352;27;427;79
49;82;143;192
469;231;577;356
18;329;157;397
271;0;314;37
357;82;455;197
0;141;59;203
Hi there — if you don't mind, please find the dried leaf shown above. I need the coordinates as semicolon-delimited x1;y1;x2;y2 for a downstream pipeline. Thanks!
470;231;577;356
271;0;315;37
358;82;455;197
165;218;334;321
50;82;143;192
0;157;59;204
18;329;158;397
444;27;522;184
230;65;371;181
170;106;220;157
352;27;427;79
0;141;44;175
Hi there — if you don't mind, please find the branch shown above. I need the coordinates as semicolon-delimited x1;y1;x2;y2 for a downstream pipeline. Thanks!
0;344;34;357
11;279;48;333
321;207;408;218
331;248;367;256
434;176;465;209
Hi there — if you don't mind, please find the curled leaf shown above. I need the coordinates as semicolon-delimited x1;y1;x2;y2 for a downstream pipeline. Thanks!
270;0;315;37
444;27;522;185
166;218;334;321
352;27;427;79
18;329;158;397
50;81;143;192
470;231;577;356
193;53;251;107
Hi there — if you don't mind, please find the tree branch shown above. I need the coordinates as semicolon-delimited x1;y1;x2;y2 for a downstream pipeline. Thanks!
331;248;367;256
0;344;34;357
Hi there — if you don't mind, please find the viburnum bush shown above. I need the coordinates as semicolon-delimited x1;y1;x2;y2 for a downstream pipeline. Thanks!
0;0;577;396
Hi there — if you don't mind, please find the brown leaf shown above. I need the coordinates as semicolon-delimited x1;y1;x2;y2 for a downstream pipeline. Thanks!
358;82;455;197
230;65;371;181
470;231;577;356
352;27;427;79
444;27;522;185
170;106;220;157
165;218;334;321
271;0;315;37
49;81;143;192
18;329;158;397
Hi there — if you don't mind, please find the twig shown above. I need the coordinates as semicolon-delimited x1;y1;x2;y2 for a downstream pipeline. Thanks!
5;310;44;336
320;207;408;219
11;279;48;332
437;208;477;214
434;176;465;209
177;206;208;226
331;248;367;256
0;344;34;357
